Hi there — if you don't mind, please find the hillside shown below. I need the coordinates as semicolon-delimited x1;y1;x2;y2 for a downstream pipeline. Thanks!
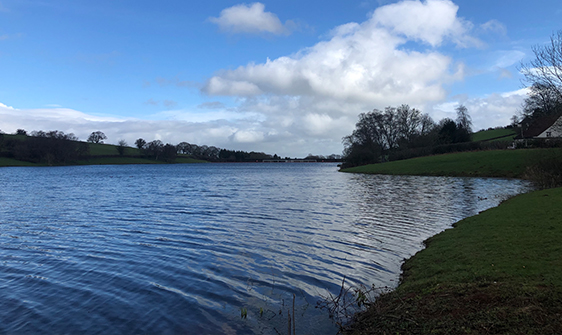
0;134;206;167
471;128;517;142
341;148;562;179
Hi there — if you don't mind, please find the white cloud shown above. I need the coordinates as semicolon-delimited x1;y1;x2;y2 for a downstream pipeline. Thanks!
480;19;507;36
203;0;474;108
371;0;480;47
209;2;292;35
431;88;528;131
202;0;518;154
1;0;525;158
493;50;525;69
230;129;265;143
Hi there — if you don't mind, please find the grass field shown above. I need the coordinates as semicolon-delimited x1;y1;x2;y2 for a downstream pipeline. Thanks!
341;148;562;178
348;187;562;334
472;128;517;142
0;157;38;167
88;143;140;156
0;137;207;167
343;147;562;334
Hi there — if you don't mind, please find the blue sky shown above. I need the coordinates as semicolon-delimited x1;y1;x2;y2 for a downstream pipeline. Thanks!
0;0;560;157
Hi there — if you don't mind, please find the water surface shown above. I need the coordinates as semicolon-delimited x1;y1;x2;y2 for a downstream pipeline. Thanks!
0;163;532;334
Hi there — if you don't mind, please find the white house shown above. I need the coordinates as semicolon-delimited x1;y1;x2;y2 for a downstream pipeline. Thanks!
535;115;562;138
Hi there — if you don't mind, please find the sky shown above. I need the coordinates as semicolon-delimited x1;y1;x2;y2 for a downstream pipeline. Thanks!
0;0;561;157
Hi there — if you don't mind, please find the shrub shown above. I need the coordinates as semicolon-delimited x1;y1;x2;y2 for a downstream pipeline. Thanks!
525;157;562;189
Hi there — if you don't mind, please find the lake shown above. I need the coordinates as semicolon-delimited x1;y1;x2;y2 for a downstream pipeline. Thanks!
0;163;532;334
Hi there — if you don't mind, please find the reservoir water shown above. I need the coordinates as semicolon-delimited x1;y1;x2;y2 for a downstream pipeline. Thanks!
0;163;532;334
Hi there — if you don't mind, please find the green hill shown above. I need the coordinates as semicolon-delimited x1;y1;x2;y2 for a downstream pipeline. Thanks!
341;148;562;178
0;135;206;167
471;128;517;142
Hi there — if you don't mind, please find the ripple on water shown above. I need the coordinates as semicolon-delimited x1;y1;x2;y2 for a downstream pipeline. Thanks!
0;164;532;334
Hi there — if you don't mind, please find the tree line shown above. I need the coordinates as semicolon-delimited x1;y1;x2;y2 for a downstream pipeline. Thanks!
341;104;474;168
0;129;302;165
342;30;562;176
0;130;89;165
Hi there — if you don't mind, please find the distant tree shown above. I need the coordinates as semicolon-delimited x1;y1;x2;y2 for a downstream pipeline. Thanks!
30;130;47;137
87;131;107;144
396;104;423;144
438;119;458;144
146;140;164;160
455;104;472;133
161;143;177;163
117;140;127;156
135;138;146;150
176;142;192;155
510;115;519;128
15;129;27;136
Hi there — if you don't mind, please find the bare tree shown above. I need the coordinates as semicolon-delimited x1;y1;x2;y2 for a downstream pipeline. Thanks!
521;82;562;118
520;30;562;101
455;104;472;133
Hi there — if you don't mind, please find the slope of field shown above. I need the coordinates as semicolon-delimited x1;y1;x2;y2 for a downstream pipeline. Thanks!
471;128;517;142
341;148;562;178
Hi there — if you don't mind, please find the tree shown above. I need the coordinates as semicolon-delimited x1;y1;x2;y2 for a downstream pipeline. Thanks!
455;104;472;133
135;138;146;150
438;118;458;144
87;131;107;144
521;82;562;119
176;142;192;155
520;30;562;101
117;140;127;156
510;115;520;128
16;129;27;136
161;143;177;163
146;140;163;160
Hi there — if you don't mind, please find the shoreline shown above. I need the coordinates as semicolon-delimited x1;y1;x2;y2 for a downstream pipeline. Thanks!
342;154;562;334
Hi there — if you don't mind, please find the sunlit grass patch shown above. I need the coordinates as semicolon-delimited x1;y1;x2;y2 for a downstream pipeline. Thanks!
347;187;562;334
341;149;562;179
472;128;517;142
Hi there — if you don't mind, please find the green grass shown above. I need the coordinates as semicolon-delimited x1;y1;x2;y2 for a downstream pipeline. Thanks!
0;138;207;167
175;156;207;164
348;187;562;334
472;128;517;142
88;143;140;156
341;148;562;178
0;157;38;167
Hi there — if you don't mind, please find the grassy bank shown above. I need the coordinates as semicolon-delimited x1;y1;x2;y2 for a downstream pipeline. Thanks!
471;128;517;142
341;148;562;178
347;187;562;334
0;138;207;167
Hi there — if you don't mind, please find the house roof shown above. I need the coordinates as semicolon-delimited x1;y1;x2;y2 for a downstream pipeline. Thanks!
516;114;562;139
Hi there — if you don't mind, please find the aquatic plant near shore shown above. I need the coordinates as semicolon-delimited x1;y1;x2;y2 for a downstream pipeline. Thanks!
316;276;390;332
